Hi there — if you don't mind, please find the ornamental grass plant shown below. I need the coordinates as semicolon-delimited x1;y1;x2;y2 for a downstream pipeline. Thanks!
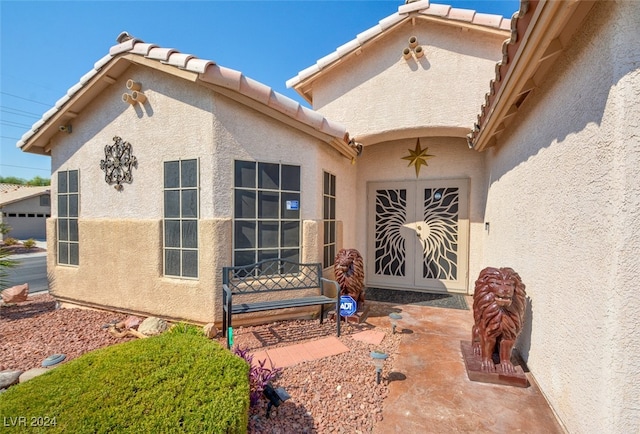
0;330;250;433
0;246;18;291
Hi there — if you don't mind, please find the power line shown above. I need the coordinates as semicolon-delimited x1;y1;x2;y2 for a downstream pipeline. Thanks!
0;120;32;129
0;136;22;140
0;91;52;107
0;164;50;172
1;107;41;119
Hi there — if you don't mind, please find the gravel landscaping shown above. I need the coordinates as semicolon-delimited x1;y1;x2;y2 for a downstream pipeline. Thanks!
1;293;401;433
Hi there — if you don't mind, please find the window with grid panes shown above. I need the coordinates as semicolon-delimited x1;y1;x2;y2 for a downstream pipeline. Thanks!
323;171;336;268
40;194;50;207
57;170;79;265
163;159;199;278
233;161;301;267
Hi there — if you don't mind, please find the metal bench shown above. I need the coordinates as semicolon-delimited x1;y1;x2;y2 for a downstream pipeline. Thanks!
222;259;341;349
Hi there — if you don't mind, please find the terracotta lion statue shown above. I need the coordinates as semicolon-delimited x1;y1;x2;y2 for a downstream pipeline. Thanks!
472;267;526;374
334;249;365;305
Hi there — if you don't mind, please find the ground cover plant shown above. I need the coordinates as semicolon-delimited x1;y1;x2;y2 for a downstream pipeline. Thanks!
233;346;282;406
0;330;250;433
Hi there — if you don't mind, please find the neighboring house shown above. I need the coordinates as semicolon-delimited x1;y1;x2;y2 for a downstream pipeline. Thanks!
0;184;50;240
17;1;639;432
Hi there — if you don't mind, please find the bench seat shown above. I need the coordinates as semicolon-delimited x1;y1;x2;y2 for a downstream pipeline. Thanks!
231;295;337;314
222;259;341;349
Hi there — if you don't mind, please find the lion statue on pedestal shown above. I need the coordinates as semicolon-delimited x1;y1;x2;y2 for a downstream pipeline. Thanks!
472;267;526;374
334;249;365;305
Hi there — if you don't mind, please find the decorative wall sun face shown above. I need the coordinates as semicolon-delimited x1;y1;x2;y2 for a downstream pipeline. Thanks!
401;139;435;177
100;136;138;191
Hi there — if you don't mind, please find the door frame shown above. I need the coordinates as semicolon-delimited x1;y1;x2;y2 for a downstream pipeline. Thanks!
366;179;469;293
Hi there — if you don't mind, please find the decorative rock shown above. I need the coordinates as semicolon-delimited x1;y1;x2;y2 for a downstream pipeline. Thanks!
0;370;23;388
203;323;218;339
42;354;66;367
117;315;142;330
1;283;29;303
138;317;168;336
19;368;50;383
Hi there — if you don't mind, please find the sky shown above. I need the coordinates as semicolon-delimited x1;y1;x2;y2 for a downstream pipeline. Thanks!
0;0;520;181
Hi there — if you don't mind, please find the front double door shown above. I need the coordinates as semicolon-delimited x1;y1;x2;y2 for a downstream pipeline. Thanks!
367;179;469;293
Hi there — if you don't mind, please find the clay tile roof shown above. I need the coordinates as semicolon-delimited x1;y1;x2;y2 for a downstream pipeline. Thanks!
467;1;532;149
18;33;355;158
286;0;511;91
0;185;50;207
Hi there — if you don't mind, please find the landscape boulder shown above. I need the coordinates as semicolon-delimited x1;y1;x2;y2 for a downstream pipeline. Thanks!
0;370;23;388
19;368;50;383
138;317;168;336
203;323;218;339
116;315;142;331
1;283;29;304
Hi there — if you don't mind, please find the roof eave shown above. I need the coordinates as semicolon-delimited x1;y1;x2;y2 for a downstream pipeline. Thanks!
19;38;355;160
288;7;510;102
471;0;597;152
19;56;134;155
196;77;356;159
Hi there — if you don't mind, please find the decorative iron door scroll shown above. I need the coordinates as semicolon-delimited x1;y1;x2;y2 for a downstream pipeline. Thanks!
420;187;459;280
374;188;407;278
367;179;469;292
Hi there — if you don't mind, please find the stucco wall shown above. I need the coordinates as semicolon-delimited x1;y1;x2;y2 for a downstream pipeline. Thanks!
311;19;505;141
355;136;486;293
47;64;357;324
47;218;228;323
482;1;640;432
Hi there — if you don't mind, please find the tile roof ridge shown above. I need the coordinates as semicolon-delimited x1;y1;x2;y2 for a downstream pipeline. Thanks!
286;0;511;90
467;0;532;149
18;31;353;155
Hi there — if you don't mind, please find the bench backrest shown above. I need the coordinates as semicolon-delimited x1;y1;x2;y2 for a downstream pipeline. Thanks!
223;259;323;295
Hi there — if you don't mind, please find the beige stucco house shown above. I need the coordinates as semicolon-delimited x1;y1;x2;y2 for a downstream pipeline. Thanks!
17;0;639;432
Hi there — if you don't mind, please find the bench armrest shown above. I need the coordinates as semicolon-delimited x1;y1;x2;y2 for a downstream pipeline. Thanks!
319;277;340;298
320;277;342;337
222;284;232;308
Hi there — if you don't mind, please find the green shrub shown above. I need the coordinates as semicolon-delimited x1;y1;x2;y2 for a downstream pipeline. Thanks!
0;246;18;290
3;237;18;246
22;239;37;249
167;322;204;336
0;222;11;236
0;333;250;433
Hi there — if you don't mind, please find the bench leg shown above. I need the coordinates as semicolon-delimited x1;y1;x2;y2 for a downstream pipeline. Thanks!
226;311;233;349
222;308;227;338
336;301;341;337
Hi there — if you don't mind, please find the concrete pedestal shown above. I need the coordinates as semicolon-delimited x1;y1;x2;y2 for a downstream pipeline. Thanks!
461;341;529;388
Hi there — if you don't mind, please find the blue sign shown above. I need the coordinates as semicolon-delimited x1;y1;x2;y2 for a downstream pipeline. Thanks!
286;200;299;210
339;295;357;316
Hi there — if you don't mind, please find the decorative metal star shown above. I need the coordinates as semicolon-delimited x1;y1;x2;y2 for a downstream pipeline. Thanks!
401;139;435;177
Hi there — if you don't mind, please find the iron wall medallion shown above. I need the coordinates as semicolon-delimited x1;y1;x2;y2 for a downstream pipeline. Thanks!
100;136;138;191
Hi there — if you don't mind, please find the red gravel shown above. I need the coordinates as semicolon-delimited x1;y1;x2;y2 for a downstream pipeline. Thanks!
0;294;134;371
1;294;401;433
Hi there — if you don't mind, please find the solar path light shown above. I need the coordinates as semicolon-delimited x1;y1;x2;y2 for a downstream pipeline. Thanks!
263;383;291;418
389;312;402;334
370;351;389;384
